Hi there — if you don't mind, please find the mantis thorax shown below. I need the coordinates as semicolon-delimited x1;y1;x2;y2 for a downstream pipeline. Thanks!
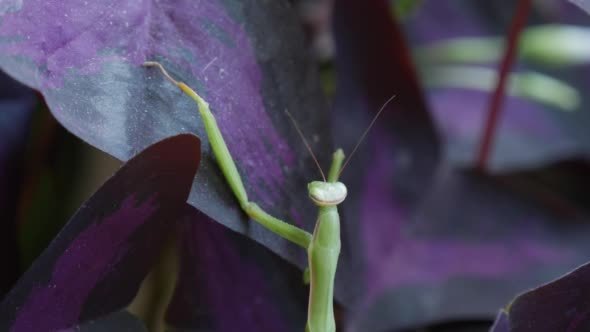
307;181;347;207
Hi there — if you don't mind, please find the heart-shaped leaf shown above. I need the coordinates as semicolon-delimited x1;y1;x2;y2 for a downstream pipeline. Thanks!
0;0;331;266
0;134;201;331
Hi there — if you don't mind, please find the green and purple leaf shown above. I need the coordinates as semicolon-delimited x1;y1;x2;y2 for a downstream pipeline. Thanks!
0;0;331;266
491;261;590;331
0;134;201;331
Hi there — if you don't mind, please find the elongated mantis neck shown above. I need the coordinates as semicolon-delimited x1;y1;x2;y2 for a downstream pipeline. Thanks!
305;150;346;332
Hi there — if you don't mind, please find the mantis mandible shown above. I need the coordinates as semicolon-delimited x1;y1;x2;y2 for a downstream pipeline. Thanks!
144;61;393;332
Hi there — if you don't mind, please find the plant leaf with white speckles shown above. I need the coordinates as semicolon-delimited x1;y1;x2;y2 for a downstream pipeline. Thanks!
0;0;331;267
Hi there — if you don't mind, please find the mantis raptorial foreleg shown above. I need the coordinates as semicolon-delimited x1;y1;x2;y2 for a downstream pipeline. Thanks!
143;62;312;249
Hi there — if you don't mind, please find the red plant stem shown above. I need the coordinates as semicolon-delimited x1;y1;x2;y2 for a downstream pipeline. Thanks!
476;0;532;172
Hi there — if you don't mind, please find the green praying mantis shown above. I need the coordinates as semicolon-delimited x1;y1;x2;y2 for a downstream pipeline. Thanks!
144;61;393;332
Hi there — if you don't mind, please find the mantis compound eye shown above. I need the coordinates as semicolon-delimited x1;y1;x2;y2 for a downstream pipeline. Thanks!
308;181;347;206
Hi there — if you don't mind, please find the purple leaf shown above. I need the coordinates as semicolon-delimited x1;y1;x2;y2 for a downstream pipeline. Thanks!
0;134;201;331
348;166;590;331
426;88;585;171
0;0;331;266
405;0;590;171
165;207;307;332
331;0;440;308
494;261;590;331
0;71;36;295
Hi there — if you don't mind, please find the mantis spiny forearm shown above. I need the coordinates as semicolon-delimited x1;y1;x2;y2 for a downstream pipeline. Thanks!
145;61;361;332
144;61;312;249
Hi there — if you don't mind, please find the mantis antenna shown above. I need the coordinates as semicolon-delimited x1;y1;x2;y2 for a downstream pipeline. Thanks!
285;110;326;182
338;94;396;177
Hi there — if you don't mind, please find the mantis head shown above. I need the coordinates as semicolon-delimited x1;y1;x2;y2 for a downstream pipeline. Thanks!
287;95;394;209
308;181;347;207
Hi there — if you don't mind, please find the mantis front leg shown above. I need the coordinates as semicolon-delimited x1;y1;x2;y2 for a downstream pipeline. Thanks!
144;62;312;249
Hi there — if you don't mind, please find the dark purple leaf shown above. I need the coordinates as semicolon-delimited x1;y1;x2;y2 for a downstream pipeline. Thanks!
404;0;590;171
0;134;201;331
493;261;590;332
331;0;440;308
347;166;590;331
165;207;307;332
499;159;590;216
0;0;331;266
0;71;36;295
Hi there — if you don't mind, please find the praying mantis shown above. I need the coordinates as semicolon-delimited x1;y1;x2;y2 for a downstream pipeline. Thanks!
144;61;393;332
